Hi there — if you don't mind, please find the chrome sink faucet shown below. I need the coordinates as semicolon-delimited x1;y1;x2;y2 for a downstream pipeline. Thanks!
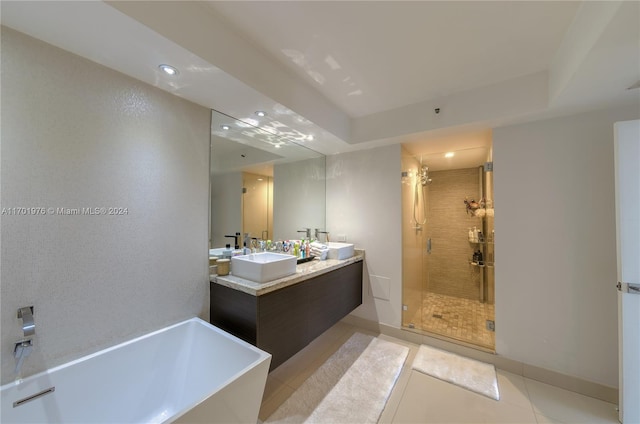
315;229;330;243
297;228;311;239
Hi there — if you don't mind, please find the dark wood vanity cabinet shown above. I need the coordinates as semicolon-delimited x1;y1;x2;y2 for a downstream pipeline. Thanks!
210;260;363;370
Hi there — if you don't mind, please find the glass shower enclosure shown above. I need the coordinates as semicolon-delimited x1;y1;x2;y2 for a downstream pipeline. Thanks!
401;146;496;351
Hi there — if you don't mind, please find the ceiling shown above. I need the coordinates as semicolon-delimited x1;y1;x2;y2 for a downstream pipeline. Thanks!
2;1;638;158
207;1;579;118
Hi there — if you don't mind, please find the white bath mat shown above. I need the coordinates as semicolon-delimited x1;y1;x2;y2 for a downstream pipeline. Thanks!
265;332;409;423
412;344;500;400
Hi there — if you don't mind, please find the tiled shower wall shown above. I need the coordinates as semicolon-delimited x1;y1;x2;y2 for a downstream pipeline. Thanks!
426;168;483;300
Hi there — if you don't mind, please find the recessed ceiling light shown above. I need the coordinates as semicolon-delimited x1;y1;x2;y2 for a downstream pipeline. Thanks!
158;64;178;76
221;125;231;130
307;135;314;141
445;152;455;158
255;111;267;117
274;144;281;149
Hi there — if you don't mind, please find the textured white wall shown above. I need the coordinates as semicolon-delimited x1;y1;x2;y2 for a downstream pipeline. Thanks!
493;105;639;387
0;28;210;384
326;145;403;326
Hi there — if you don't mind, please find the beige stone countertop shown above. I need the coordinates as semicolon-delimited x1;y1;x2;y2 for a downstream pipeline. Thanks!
211;249;364;296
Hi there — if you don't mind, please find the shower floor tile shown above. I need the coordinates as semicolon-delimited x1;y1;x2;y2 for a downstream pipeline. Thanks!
409;292;495;349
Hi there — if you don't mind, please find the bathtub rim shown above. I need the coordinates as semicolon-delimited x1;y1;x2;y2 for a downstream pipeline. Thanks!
1;317;272;422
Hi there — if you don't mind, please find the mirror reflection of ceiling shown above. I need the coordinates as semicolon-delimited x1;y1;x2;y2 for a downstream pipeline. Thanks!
210;109;324;176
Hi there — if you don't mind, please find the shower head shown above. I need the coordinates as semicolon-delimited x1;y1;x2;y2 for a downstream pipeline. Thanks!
420;166;432;186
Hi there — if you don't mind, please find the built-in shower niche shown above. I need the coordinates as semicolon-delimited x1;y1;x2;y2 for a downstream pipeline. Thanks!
401;145;495;351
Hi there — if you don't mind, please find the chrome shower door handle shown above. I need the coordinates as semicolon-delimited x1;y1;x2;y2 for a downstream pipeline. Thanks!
427;238;432;254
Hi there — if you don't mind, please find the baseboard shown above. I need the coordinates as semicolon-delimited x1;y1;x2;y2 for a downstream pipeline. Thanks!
341;314;618;404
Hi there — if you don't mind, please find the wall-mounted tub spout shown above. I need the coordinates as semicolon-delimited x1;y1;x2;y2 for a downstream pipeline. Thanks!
14;339;33;375
17;306;35;337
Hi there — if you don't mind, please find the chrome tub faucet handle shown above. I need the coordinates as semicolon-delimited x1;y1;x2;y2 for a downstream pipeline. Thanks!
17;306;35;337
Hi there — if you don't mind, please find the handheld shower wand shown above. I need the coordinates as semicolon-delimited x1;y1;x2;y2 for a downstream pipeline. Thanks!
412;165;431;230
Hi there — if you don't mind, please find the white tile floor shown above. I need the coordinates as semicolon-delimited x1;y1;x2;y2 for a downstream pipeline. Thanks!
260;320;620;424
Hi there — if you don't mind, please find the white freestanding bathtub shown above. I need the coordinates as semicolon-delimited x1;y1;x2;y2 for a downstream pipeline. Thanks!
0;317;271;423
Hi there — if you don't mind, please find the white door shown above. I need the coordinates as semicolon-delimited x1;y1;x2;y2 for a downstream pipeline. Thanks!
615;120;640;423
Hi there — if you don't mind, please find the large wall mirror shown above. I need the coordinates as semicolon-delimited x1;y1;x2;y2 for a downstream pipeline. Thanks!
210;109;326;252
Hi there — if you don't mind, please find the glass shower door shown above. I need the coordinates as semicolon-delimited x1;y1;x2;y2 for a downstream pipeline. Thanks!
401;153;426;329
421;165;495;350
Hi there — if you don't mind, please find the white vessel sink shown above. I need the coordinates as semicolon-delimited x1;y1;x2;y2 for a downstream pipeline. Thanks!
326;242;355;260
231;252;297;283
